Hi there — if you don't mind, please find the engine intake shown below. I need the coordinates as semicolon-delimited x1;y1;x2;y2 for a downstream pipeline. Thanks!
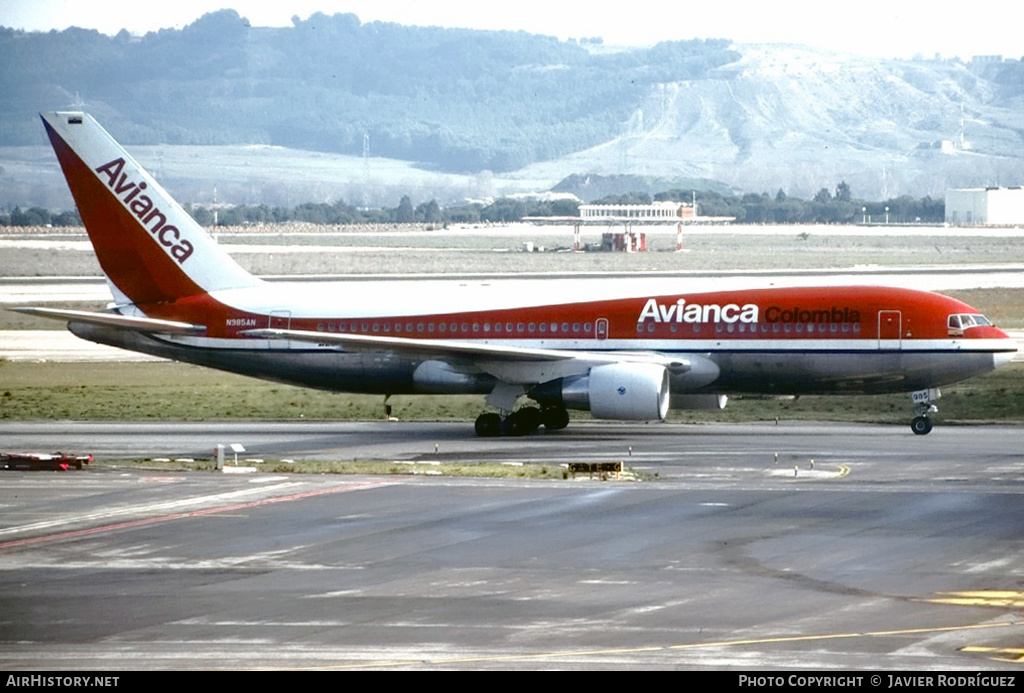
561;363;670;421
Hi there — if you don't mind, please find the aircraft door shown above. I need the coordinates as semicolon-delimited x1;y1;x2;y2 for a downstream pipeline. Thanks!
877;310;902;349
596;318;609;340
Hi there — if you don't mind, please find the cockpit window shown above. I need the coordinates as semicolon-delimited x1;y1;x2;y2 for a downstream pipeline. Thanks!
948;313;992;330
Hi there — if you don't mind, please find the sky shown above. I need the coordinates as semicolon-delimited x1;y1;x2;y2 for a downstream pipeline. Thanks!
1;0;1021;61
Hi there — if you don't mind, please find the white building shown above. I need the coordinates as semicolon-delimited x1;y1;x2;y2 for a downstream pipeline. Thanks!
579;201;694;221
945;187;1024;226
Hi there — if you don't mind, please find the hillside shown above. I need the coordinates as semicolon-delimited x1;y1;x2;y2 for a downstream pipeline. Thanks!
2;10;1023;204
515;46;1024;198
0;11;737;171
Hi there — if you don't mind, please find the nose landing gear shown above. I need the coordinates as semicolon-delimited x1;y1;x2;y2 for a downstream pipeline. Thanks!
910;388;940;435
910;415;933;435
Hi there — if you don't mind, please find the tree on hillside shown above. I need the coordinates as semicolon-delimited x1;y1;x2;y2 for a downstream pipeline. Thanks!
416;199;442;223
395;195;414;223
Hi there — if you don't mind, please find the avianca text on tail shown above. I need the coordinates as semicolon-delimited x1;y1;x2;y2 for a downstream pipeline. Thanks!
93;157;194;263
17;111;1017;437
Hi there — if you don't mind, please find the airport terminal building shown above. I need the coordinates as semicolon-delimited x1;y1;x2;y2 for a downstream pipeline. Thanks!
945;187;1024;226
578;201;695;221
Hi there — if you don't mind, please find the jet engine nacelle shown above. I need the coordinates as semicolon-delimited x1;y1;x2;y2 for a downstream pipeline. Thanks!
561;362;670;421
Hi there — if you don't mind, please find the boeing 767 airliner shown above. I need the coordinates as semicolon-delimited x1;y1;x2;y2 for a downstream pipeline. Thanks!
14;112;1017;435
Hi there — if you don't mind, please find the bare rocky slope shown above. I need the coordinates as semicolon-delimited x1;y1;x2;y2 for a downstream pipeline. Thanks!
516;46;1024;199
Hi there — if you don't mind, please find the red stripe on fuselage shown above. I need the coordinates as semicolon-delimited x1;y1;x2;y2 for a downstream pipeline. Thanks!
181;284;1007;345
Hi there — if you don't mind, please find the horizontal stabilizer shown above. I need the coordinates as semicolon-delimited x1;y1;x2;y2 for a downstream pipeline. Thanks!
9;307;206;335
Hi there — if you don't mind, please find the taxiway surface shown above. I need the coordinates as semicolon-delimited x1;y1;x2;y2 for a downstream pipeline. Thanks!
1;421;1022;670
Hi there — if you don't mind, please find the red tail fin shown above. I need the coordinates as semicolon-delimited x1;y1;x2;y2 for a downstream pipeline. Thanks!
41;112;260;306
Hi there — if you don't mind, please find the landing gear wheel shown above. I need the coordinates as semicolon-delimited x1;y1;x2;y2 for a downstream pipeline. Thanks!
475;412;503;437
910;388;939;436
507;407;542;435
476;407;563;436
910;415;933;435
540;407;570;431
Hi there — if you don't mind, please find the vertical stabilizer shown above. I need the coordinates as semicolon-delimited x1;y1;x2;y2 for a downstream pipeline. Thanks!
41;112;260;305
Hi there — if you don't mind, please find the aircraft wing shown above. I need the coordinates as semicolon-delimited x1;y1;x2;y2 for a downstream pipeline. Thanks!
242;327;694;385
9;307;207;335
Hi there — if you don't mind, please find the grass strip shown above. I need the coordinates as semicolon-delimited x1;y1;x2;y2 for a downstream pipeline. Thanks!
2;360;1022;424
96;457;584;479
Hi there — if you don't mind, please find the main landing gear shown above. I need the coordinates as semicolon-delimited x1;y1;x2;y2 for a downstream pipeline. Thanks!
475;380;570;437
474;406;569;437
910;388;939;435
